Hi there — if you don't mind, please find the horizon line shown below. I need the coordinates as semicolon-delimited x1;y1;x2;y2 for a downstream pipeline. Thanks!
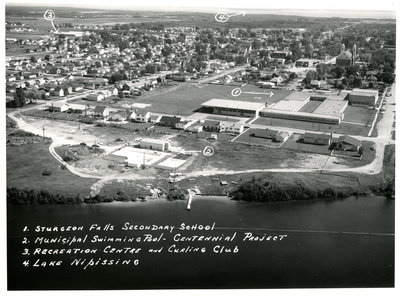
5;3;396;13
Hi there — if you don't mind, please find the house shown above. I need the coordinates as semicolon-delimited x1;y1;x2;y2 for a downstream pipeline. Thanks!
336;135;361;152
111;87;119;96
68;103;87;114
52;87;64;97
310;80;327;89
135;109;151;123
175;120;194;130
99;89;112;98
203;120;221;132
109;111;127;122
126;110;137;121
223;122;245;134
48;101;69;112
72;85;84;92
139;138;170;151
300;133;332;146
187;124;203;133
86;93;104;101
63;86;73;95
93;105;109;117
159;116;182;127
149;114;161;123
251;129;288;142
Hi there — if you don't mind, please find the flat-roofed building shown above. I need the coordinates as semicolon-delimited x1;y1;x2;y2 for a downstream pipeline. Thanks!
201;99;265;117
260;109;342;124
251;128;289;142
68;103;87;114
313;99;348;118
269;99;309;112
139;138;170;151
48;101;69;112
336;135;361;152
300;132;332;146
283;92;311;101
222;122;245;134
348;89;379;106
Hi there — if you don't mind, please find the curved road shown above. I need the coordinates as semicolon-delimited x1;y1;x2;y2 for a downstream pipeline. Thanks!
8;83;395;193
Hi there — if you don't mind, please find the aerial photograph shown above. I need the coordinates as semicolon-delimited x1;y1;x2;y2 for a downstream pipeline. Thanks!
3;0;396;293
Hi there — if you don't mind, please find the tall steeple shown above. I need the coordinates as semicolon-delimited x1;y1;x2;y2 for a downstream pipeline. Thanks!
341;43;345;54
352;44;357;66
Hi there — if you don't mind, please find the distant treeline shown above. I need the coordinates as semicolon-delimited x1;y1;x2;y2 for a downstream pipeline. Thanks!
231;180;366;202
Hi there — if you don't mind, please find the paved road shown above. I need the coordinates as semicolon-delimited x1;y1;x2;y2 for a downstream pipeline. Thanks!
7;82;396;185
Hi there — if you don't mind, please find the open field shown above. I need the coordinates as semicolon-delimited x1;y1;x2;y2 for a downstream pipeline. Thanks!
114;84;292;116
7;143;97;196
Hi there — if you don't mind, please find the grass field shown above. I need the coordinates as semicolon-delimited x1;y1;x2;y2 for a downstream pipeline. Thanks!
7;143;97;196
127;84;293;116
343;106;376;125
171;131;302;171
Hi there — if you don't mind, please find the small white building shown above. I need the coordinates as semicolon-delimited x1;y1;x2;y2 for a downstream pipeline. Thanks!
223;122;245;134
93;105;109;117
86;93;104;101
48;101;69;112
139;138;170;151
135;109;151;123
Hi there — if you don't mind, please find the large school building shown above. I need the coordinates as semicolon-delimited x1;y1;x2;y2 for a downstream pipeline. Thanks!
200;88;375;125
201;99;266;117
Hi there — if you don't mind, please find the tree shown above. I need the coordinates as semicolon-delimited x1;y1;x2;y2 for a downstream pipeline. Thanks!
110;73;125;84
332;67;346;79
353;77;363;88
13;87;25;108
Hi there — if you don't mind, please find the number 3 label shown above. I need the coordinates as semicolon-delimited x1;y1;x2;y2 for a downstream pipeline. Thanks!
44;10;55;21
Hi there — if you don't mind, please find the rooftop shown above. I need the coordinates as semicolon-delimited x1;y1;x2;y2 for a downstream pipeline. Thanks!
269;100;306;112
313;99;348;115
140;138;169;145
282;92;311;101
201;99;265;111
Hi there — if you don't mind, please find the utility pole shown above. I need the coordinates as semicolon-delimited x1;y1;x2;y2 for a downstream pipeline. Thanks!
42;125;45;138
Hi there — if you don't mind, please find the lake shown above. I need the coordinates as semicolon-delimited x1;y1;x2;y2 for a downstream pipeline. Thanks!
7;195;394;290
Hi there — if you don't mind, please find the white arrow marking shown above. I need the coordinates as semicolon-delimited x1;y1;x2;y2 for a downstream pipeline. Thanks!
227;11;246;17
241;91;274;97
231;88;273;97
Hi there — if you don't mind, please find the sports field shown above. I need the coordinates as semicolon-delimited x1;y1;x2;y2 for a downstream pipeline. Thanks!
131;84;293;116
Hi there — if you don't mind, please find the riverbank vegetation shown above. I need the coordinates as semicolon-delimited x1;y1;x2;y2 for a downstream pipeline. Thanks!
230;179;366;202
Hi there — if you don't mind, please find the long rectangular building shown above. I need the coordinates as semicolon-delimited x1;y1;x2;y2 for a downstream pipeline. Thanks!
201;99;265;117
260;109;342;124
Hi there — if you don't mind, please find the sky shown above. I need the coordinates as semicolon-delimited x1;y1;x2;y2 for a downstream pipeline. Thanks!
4;0;397;12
